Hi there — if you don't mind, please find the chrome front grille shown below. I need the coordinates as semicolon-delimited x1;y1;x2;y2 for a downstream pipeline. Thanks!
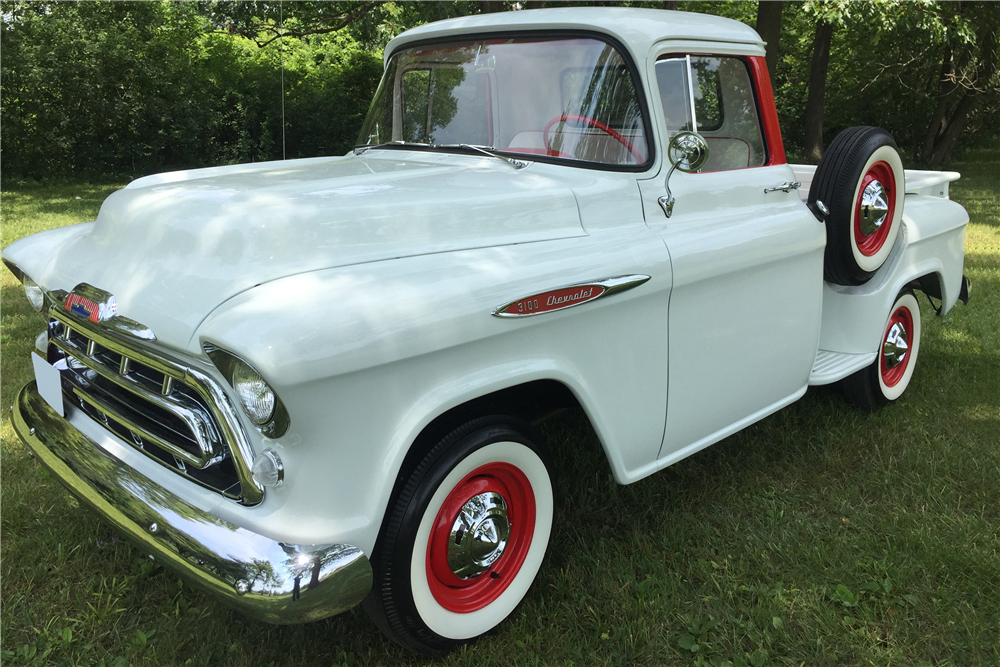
46;307;263;504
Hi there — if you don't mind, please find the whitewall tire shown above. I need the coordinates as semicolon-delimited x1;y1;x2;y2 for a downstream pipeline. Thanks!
363;416;553;656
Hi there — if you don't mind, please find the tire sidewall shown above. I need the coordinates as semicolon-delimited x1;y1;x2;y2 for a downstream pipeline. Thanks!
877;292;921;401
408;439;553;640
849;145;904;273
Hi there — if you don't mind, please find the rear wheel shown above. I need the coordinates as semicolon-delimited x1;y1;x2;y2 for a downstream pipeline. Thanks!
364;416;553;656
842;290;921;410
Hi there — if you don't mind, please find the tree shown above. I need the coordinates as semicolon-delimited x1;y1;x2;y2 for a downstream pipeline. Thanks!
202;1;384;47
920;3;999;167
802;18;833;161
755;1;783;83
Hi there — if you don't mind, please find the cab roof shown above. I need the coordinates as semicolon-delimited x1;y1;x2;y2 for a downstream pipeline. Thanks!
385;7;764;64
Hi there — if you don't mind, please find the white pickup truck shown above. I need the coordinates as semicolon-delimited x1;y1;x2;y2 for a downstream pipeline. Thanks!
4;7;970;656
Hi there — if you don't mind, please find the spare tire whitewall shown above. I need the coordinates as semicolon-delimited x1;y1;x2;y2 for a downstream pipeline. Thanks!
808;126;906;286
849;146;904;273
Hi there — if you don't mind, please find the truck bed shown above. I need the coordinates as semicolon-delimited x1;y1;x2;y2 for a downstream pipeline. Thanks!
790;164;961;201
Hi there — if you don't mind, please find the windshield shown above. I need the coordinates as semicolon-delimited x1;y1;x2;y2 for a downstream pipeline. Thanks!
358;36;651;168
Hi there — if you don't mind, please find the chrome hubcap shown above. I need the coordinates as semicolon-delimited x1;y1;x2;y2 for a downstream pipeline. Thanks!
447;491;510;579
883;322;909;369
860;180;889;235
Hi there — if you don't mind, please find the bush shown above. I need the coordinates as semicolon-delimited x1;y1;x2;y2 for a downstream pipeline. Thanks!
0;1;382;179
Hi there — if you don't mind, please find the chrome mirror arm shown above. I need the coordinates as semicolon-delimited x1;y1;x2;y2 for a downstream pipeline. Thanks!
658;161;682;218
659;131;709;219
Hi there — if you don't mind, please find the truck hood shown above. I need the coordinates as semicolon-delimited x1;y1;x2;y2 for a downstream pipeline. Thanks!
8;153;584;350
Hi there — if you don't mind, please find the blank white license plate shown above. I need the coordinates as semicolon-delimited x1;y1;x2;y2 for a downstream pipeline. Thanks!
32;352;65;417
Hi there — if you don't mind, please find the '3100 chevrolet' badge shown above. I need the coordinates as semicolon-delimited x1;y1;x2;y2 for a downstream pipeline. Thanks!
491;275;650;318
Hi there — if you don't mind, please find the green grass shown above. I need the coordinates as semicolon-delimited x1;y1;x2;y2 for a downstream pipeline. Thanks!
2;163;998;667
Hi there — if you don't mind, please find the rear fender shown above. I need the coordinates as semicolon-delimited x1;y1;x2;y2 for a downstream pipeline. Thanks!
818;195;968;356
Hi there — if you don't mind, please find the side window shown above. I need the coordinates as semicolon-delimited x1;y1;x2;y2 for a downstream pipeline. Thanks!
655;56;766;171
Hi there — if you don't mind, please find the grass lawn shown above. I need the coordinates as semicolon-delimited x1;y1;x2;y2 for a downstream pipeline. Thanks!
1;161;997;667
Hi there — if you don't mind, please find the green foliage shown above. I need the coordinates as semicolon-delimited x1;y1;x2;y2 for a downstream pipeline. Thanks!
2;0;997;176
768;1;999;162
0;1;381;178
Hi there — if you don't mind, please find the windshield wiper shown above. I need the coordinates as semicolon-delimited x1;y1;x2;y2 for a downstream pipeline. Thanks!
435;144;529;170
354;141;529;170
352;141;427;155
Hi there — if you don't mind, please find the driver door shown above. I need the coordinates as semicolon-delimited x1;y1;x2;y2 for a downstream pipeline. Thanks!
639;52;826;464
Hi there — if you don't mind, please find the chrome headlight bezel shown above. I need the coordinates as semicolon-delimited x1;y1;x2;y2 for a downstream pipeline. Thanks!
204;346;290;438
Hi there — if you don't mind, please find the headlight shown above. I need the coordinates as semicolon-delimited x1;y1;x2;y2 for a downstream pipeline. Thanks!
24;276;45;311
204;345;290;437
232;362;276;425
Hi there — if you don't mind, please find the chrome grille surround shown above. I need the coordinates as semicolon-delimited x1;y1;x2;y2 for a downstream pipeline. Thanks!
45;301;264;505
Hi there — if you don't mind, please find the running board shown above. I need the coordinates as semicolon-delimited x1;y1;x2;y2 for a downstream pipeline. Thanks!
809;350;876;386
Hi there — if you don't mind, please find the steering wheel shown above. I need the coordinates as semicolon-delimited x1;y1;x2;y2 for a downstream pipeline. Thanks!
542;114;644;163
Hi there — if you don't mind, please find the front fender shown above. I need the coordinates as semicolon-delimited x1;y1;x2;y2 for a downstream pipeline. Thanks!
194;230;671;555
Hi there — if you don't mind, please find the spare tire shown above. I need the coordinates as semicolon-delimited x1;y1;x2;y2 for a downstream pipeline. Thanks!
808;126;905;285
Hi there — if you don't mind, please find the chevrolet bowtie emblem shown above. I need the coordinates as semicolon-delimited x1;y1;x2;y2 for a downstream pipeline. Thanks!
64;283;118;323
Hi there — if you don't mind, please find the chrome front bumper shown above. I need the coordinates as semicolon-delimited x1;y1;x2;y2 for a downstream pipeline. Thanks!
11;381;372;624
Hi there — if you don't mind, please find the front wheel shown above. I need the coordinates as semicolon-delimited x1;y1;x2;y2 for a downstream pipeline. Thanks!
842;290;922;410
364;416;553;656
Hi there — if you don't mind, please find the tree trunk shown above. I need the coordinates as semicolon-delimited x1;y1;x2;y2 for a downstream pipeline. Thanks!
478;1;505;13
755;1;783;83
922;5;998;166
803;20;834;162
921;57;959;163
926;93;977;168
663;1;678;10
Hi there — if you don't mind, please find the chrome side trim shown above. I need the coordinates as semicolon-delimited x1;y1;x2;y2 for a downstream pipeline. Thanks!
491;274;651;318
48;306;264;505
12;382;372;624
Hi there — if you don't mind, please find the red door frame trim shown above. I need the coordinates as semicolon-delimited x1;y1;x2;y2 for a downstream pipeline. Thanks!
747;55;786;166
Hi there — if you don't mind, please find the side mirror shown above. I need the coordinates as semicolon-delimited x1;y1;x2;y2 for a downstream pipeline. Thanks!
658;131;709;218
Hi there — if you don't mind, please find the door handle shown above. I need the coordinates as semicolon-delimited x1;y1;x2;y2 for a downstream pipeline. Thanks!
764;181;801;194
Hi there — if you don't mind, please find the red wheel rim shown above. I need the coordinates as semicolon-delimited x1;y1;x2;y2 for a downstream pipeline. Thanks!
853;160;896;257
880;305;913;387
426;462;536;613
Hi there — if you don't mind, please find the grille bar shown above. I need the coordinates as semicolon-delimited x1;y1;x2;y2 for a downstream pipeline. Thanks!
72;387;217;470
50;336;221;468
47;305;264;505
